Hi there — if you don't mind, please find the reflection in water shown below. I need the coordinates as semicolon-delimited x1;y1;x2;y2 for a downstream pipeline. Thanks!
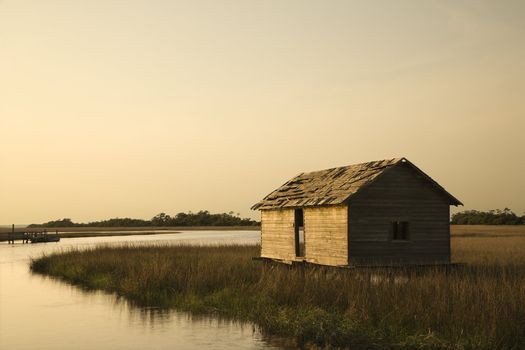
0;231;279;350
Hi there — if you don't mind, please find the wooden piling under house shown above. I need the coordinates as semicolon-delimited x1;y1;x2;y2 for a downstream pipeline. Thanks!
252;158;462;267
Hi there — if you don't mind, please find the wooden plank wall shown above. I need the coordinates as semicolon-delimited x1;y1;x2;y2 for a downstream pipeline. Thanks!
348;163;451;265
260;209;296;261
304;205;348;266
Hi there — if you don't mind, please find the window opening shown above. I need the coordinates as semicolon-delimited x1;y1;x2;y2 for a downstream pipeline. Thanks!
392;221;409;240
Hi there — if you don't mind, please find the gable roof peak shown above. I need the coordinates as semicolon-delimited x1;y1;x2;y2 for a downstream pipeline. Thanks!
252;157;461;210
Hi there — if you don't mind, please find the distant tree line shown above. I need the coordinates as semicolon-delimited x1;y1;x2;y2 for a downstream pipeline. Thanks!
28;210;260;228
451;208;525;225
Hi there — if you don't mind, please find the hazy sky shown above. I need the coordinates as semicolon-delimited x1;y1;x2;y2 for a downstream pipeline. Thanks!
1;0;524;224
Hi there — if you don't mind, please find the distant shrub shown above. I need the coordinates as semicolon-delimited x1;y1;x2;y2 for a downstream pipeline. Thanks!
451;208;525;225
28;210;260;228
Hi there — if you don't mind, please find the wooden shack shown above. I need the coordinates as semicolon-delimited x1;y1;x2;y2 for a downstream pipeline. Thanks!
252;158;462;266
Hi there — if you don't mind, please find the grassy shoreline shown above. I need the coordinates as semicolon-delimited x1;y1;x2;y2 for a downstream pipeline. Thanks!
57;231;181;238
31;235;525;349
0;226;260;241
3;224;524;233
2;224;524;240
0;225;261;233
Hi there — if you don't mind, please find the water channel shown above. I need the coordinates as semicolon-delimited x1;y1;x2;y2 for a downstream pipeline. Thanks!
0;231;280;350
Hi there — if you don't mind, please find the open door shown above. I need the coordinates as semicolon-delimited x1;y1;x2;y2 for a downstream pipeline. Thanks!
294;209;305;257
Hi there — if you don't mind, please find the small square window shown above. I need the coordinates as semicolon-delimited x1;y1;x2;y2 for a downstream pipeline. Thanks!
392;221;409;240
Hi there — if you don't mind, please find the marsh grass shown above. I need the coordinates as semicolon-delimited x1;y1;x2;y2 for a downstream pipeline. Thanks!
31;237;525;349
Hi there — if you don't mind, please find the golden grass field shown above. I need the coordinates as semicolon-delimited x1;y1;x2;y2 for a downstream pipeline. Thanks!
31;225;525;349
451;224;525;237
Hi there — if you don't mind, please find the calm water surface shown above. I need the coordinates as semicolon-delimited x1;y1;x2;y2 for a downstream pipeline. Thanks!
0;231;279;350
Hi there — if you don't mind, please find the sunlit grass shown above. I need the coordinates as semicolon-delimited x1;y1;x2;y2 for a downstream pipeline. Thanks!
31;235;525;349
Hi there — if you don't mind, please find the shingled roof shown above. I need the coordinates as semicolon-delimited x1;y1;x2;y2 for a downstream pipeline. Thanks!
251;157;462;210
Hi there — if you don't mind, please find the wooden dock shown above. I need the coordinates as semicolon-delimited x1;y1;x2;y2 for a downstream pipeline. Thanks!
2;225;60;244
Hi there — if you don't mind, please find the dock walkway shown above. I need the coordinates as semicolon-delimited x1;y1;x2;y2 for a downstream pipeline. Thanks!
2;225;60;244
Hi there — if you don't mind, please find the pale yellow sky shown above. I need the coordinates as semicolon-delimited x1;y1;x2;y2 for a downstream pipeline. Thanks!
1;0;524;224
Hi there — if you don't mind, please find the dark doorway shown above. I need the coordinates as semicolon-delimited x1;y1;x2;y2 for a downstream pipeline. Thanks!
294;209;305;257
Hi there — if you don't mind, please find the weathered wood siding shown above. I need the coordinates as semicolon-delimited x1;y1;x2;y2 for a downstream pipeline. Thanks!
260;209;296;260
348;163;451;265
304;205;348;265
